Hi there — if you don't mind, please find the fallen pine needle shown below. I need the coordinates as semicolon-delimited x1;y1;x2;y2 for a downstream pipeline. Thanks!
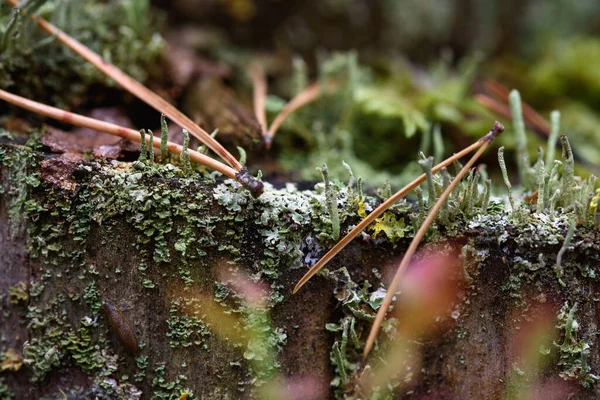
293;131;493;294
4;0;242;172
249;64;268;134
265;82;321;148
363;121;504;357
0;89;238;179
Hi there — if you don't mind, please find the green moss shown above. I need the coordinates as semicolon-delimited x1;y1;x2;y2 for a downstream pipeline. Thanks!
0;144;39;239
0;377;14;400
166;299;211;349
83;281;101;314
0;0;164;109
1;88;599;398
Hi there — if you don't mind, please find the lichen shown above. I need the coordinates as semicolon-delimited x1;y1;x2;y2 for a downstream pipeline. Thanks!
554;302;599;387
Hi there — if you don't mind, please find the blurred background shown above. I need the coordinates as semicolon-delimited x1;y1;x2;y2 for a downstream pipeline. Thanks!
3;0;600;184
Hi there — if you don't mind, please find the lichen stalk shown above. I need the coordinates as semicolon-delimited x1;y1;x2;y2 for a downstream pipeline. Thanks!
181;130;192;174
536;156;546;213
482;179;492;212
432;123;444;164
561;135;575;206
509;90;530;186
364;122;504;357
498;146;516;213
138;130;147;163
546;111;561;173
0;7;20;52
555;217;576;287
160;114;169;163
146;130;154;164
418;155;436;206
293;134;489;293
415;186;425;225
319;164;340;241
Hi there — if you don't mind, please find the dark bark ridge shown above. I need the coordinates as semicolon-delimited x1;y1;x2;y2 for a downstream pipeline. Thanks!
1;141;600;399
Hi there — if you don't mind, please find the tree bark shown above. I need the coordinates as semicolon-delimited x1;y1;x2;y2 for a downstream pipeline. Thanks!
1;142;600;399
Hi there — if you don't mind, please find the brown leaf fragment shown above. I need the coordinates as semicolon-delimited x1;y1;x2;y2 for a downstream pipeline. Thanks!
40;157;79;191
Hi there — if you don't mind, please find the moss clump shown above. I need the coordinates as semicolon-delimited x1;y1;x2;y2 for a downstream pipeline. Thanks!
0;0;163;108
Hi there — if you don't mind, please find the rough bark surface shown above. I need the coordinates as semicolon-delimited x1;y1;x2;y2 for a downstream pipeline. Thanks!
1;142;600;399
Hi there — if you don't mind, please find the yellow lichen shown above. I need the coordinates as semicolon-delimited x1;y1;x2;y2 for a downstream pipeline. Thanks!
590;188;600;214
1;348;23;372
369;212;410;242
356;197;367;218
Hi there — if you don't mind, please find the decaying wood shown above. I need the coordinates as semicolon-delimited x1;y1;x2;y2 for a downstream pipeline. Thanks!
2;143;600;399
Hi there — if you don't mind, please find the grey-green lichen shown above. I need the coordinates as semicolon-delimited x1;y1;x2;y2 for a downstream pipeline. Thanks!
554;302;599;387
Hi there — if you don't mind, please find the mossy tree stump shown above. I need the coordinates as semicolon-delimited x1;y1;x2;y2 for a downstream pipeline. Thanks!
1;142;600;399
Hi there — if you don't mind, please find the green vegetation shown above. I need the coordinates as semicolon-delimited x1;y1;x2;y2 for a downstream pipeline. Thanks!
2;1;600;399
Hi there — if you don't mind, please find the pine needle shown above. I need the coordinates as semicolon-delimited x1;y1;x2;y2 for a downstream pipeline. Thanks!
248;58;322;149
292;127;501;294
249;63;268;134
0;89;238;179
4;0;242;172
363;122;504;357
265;82;321;148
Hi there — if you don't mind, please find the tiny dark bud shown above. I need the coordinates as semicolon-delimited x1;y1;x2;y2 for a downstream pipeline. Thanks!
483;121;505;143
236;166;264;198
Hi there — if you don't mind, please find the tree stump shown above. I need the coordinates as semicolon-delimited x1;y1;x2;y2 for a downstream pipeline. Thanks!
1;142;600;399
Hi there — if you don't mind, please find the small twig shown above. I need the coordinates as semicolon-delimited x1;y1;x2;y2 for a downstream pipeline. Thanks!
292;123;503;294
0;89;238;179
363;122;504;357
4;0;244;174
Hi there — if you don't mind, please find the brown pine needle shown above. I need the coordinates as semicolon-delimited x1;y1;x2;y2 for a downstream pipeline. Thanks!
265;82;321;148
292;136;490;294
0;89;238;179
363;122;504;357
475;94;513;120
249;64;268;134
4;0;242;173
483;80;550;135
